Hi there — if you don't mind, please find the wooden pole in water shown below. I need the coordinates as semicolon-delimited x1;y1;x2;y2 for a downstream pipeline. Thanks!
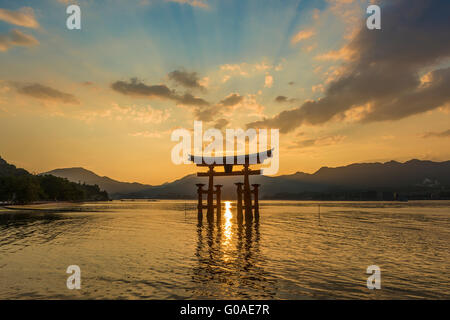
215;184;222;221
252;184;260;221
235;182;244;223
196;183;205;222
243;164;253;223
206;166;214;222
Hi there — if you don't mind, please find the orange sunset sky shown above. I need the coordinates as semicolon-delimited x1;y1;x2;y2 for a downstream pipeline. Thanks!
0;0;449;185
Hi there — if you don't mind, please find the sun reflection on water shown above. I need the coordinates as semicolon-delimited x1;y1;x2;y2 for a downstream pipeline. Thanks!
224;201;233;245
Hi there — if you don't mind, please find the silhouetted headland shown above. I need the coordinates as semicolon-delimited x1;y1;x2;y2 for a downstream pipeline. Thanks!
0;156;109;205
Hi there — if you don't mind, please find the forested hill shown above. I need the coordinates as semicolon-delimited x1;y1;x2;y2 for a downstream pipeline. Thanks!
0;156;109;204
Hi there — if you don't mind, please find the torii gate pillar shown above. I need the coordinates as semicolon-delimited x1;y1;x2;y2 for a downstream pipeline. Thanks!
235;182;244;223
196;183;205;222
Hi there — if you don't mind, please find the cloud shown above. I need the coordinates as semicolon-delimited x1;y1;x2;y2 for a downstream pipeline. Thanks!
193;106;217;122
275;96;288;103
312;9;320;20
192;93;263;122
0;29;39;52
167;0;208;8
111;78;174;99
110;104;170;123
220;64;249;76
422;129;450;138
111;78;209;107
191;93;243;122
129;131;163;138
304;43;317;53
291;29;315;45
0;7;39;28
311;84;324;93
248;0;450;133
219;93;244;107
275;96;297;103
15;83;79;104
214;118;229;129
79;103;170;124
315;46;354;61
264;74;273;88
168;69;205;91
177;92;209;106
220;60;273;81
289;135;346;149
129;130;171;138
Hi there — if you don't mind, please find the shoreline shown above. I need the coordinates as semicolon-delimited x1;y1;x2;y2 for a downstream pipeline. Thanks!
0;200;110;212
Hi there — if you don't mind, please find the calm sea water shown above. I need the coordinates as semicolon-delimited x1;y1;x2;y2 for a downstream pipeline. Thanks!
0;200;449;299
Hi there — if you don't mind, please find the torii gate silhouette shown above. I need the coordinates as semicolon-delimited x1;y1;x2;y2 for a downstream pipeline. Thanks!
189;149;273;223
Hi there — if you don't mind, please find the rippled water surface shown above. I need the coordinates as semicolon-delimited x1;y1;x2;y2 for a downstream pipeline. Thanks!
0;200;449;299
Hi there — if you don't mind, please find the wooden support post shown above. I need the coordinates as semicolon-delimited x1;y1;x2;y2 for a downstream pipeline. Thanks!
196;183;205;222
252;184;260;221
235;182;243;223
215;184;222;221
206;166;214;222
243;164;253;223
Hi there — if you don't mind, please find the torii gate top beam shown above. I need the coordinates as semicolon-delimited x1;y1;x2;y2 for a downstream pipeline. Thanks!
188;148;273;169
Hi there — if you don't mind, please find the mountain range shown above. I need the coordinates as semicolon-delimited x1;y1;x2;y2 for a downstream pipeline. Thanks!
44;159;450;200
43;167;151;195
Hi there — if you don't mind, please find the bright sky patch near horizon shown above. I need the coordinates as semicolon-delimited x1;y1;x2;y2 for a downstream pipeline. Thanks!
0;0;449;185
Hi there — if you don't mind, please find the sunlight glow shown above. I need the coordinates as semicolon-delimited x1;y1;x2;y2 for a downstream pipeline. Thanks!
223;201;233;245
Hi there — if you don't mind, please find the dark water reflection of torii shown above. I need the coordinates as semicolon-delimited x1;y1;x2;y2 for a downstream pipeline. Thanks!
191;203;277;299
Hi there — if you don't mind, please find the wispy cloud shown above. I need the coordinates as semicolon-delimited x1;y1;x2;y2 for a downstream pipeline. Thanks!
219;93;244;107
111;78;210;107
193;93;263;122
129;129;171;138
422;129;450;138
0;29;39;52
79;103;170;124
111;78;174;99
291;29;315;45
315;46;354;61
167;0;208;8
289;135;346;149
0;7;39;28
219;60;273;82
264;74;273;88
214;118;229;129
14;83;79;104
275;96;297;104
168;69;206;91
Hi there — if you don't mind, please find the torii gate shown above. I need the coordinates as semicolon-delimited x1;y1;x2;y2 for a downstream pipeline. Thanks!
189;149;273;223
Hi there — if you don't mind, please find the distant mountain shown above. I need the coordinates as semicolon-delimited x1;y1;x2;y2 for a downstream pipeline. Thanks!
293;160;450;189
43;167;152;195
42;159;450;200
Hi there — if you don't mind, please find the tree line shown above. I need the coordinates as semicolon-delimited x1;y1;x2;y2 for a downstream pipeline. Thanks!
0;157;109;204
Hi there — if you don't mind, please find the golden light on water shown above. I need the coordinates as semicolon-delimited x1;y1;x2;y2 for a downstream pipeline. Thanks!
224;201;232;220
223;201;233;245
